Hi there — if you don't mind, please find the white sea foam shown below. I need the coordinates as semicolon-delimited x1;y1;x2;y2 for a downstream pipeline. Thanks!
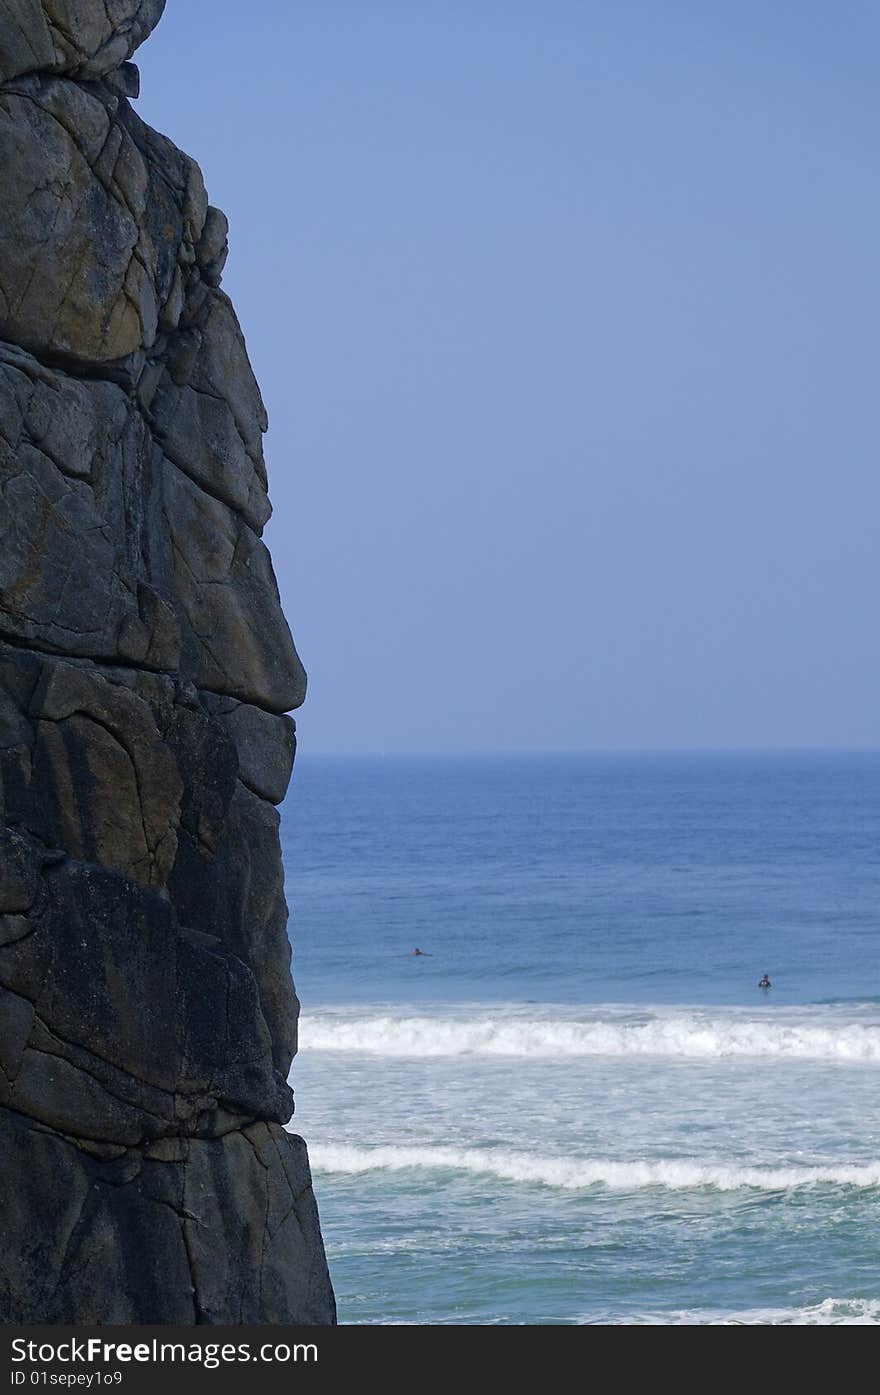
301;1009;880;1062
615;1298;880;1325
309;1142;880;1192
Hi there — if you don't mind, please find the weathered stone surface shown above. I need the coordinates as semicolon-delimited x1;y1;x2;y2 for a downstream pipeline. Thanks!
0;75;196;363
30;661;183;887
161;460;304;711
0;0;333;1325
215;699;298;806
0;2;166;84
0;1106;331;1324
0;343;171;664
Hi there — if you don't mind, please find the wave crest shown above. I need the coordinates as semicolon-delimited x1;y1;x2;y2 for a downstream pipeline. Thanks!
301;1010;880;1062
309;1142;880;1193
595;1298;880;1325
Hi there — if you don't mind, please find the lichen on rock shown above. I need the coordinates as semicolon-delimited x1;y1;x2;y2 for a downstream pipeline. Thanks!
0;0;335;1324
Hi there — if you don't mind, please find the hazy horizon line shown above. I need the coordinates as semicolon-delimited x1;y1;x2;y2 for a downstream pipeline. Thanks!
293;745;880;760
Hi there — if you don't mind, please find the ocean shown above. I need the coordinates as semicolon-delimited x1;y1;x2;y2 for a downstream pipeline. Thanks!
280;752;880;1325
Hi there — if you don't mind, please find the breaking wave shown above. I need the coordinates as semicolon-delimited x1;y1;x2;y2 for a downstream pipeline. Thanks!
301;1009;880;1062
309;1143;880;1193
590;1298;880;1325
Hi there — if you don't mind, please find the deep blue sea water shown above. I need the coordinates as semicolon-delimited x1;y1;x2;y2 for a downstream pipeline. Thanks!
280;753;880;1324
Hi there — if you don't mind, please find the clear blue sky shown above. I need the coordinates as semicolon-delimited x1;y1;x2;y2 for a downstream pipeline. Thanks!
138;2;880;754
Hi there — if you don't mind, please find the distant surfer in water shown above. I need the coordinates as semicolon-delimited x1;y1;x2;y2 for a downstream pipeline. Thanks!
411;948;432;956
758;974;771;988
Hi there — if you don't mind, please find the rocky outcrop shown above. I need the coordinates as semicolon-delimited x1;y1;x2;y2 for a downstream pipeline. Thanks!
0;1;335;1323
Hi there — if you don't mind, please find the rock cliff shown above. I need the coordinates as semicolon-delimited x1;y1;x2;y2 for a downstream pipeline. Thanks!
0;0;335;1323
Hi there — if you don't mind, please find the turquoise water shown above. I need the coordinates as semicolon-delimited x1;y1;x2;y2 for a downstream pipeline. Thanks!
281;753;880;1324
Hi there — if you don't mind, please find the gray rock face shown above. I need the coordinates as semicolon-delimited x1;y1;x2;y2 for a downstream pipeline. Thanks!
0;2;165;83
0;1;335;1324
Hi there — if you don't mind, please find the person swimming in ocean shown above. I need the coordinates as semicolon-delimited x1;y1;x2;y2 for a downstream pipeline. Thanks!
411;947;432;956
758;974;771;988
